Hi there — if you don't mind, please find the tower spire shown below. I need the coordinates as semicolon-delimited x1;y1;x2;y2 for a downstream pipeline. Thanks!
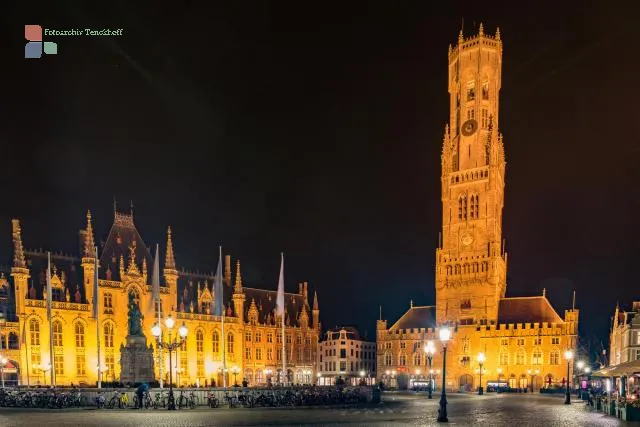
234;259;242;293
84;210;96;257
313;291;319;310
479;22;484;36
165;226;176;270
11;219;26;268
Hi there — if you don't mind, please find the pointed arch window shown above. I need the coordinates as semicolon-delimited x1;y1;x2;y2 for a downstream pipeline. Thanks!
212;330;220;353
399;352;407;366
467;81;476;101
104;322;114;348
469;195;479;218
52;320;63;347
482;81;489;100
196;329;204;353
458;195;468;220
413;352;422;366
227;332;234;354
29;318;40;345
75;322;85;348
384;352;392;366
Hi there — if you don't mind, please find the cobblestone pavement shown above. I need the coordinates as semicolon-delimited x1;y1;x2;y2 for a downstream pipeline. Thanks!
0;392;635;426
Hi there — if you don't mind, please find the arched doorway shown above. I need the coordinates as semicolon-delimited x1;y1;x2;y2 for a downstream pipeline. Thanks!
519;374;528;390
508;374;517;389
459;374;473;391
3;360;19;386
532;375;543;391
245;368;253;386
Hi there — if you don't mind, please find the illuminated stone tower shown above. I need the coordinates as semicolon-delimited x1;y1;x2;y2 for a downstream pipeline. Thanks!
435;25;507;325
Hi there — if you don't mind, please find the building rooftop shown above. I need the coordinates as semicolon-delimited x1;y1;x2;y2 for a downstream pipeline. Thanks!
497;296;563;324
390;305;436;330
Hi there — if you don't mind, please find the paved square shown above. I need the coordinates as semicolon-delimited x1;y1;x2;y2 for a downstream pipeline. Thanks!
0;393;633;426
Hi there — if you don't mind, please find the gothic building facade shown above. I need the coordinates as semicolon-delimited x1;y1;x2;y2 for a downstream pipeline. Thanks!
376;26;579;391
2;210;320;386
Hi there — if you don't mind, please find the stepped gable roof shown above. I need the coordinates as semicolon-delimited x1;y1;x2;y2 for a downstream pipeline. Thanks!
390;305;436;330
99;211;153;284
23;249;84;302
498;296;563;324
243;287;307;326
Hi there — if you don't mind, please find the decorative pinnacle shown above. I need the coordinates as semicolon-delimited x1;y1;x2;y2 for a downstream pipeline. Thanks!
234;260;242;293
84;210;96;257
495;27;501;40
479;22;484;36
165;226;176;270
313;290;319;311
458;30;464;44
11;219;26;269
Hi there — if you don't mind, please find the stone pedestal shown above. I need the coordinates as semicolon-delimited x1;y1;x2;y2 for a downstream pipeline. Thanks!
119;335;155;385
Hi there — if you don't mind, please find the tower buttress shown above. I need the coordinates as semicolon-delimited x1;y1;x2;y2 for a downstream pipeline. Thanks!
11;219;29;317
232;260;245;323
436;27;507;325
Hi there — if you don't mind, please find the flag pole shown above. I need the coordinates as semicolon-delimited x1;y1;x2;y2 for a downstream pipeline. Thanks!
221;247;227;388
94;246;101;389
47;252;55;387
22;322;29;387
280;253;286;386
154;244;163;389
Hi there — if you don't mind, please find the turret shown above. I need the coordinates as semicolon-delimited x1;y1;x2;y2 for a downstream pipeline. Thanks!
312;290;320;331
10;219;29;317
232;260;245;323
81;210;97;306
164;226;178;300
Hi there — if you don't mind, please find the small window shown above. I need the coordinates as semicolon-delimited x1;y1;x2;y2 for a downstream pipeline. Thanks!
482;81;489;100
517;338;525;346
551;337;560;345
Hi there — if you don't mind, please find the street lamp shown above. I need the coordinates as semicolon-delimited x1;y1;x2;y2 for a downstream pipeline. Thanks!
477;352;485;395
564;350;573;405
425;340;436;399
437;326;451;423
231;366;240;386
152;315;188;410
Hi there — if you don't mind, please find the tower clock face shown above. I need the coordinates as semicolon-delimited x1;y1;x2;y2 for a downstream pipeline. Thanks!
461;233;474;246
461;119;477;136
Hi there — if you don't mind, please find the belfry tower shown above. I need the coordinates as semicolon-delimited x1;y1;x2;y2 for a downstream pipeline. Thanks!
435;25;507;325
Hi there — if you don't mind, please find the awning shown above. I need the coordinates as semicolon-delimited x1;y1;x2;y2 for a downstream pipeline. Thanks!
592;360;640;377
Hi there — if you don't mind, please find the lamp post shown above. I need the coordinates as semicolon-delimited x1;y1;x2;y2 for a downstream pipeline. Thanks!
437;326;451;423
424;340;435;399
96;365;108;386
152;315;188;410
576;361;584;399
477;352;485;395
231;366;240;386
564;350;573;405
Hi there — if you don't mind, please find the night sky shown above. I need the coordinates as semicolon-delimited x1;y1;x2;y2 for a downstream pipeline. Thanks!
5;2;640;354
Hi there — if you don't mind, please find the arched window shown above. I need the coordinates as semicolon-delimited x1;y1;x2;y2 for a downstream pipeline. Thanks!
75;322;85;348
227;332;234;354
104;322;114;348
52;320;63;347
472;195;479;218
455;265;461;274
499;351;508;366
550;350;560;365
458;195;468;220
413;352;422;366
399;352;407;366
212;330;219;353
446;265;452;276
385;352;392;366
532;349;543;365
29;318;40;345
196;329;204;352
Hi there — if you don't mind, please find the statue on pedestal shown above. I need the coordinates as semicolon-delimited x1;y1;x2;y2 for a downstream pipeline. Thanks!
128;292;144;336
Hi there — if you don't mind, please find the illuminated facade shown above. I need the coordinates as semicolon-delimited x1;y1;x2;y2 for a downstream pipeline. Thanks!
317;327;376;386
2;210;320;387
609;302;640;367
377;26;579;391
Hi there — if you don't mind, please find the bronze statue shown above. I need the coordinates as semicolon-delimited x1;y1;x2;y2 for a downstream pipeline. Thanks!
127;292;144;336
